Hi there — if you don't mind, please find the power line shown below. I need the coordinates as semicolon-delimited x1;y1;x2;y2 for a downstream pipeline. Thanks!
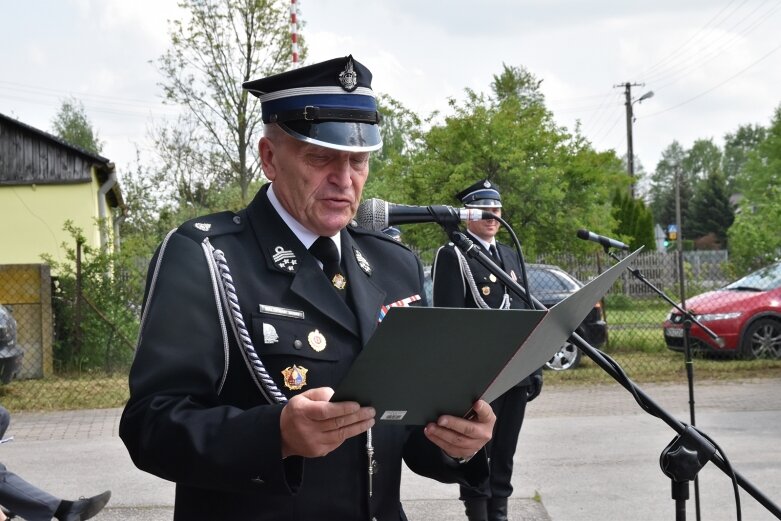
643;40;781;118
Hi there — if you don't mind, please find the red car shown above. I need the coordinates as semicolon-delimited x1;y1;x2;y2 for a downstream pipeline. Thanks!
663;261;781;359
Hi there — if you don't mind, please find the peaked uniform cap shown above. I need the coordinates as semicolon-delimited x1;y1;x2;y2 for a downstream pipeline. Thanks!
243;55;382;152
455;179;502;208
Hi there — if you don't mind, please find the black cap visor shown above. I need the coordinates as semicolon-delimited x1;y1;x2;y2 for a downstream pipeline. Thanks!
465;199;502;209
282;120;382;152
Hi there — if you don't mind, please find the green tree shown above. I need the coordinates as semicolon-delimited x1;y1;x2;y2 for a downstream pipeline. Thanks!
650;142;693;237
396;64;626;260
683;138;722;182
51;98;103;154
612;190;655;251
364;94;423;204
728;106;781;271
688;170;734;247
723;124;766;192
157;0;300;202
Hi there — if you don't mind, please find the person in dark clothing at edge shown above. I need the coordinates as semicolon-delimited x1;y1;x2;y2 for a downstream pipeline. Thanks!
432;180;544;521
119;55;497;520
0;406;111;521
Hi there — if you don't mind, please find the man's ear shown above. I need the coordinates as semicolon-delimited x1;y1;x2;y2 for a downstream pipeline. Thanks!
259;137;277;181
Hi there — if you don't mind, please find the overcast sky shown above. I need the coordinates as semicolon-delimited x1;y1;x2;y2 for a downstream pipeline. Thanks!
2;0;780;183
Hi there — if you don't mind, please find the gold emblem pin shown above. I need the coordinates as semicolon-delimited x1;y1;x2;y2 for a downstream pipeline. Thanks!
281;365;308;390
332;273;347;290
489;274;497;283
308;329;327;352
482;286;491;296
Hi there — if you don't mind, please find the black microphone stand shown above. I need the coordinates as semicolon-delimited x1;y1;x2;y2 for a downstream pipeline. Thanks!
603;247;723;521
446;229;781;521
603;248;717;519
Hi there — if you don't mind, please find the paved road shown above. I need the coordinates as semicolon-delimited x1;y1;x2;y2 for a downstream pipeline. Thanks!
2;378;780;520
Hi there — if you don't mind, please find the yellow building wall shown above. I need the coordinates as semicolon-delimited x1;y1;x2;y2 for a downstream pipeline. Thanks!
0;178;112;265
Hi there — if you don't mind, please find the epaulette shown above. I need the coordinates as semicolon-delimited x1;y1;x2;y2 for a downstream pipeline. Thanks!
178;210;246;242
347;219;414;253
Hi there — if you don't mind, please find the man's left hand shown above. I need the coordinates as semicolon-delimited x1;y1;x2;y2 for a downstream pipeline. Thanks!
423;400;495;460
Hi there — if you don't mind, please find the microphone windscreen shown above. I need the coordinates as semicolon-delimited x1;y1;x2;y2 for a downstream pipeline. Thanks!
576;229;590;240
355;198;388;231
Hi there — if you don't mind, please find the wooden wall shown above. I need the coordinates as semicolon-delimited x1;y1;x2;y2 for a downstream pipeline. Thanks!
0;117;94;185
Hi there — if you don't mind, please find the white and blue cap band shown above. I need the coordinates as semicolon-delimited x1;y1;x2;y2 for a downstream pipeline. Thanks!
456;179;502;208
243;56;382;152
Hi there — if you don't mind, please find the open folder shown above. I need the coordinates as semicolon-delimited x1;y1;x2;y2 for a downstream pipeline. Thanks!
331;247;642;425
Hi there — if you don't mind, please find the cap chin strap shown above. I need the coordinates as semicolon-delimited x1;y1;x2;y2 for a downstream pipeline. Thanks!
453;246;510;310
269;106;381;124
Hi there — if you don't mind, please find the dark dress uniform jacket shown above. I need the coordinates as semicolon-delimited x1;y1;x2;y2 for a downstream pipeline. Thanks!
431;233;532;387
120;185;487;521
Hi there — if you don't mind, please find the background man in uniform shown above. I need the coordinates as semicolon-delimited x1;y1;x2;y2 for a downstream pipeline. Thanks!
432;179;543;521
120;56;496;520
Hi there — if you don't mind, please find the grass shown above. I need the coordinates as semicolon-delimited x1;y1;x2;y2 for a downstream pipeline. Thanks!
0;375;129;411
3;354;781;411
545;349;781;386
3;313;781;410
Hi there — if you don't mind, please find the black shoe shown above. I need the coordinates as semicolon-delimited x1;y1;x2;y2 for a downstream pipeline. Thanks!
488;497;508;521
59;490;111;521
463;498;488;521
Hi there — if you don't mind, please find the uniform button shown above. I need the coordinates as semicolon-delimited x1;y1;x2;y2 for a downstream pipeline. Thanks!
293;339;303;350
233;215;241;224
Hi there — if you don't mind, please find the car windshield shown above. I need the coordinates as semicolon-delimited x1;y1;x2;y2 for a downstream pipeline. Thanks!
724;262;781;292
528;267;581;293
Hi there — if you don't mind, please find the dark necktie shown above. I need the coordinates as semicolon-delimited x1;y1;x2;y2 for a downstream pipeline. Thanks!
489;244;504;268
309;236;348;299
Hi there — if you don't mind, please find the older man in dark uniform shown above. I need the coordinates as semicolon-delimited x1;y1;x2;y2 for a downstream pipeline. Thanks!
120;56;496;520
432;180;543;521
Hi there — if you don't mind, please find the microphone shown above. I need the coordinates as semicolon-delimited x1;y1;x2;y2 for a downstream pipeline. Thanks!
355;198;495;231
576;229;630;251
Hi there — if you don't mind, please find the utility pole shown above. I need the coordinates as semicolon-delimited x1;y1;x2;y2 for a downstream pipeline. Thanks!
614;82;653;198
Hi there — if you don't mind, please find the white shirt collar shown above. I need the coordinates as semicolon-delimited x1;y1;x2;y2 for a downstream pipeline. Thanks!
267;183;342;258
467;230;496;253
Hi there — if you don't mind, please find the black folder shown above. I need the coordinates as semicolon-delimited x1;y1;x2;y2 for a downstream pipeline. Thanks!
332;247;642;425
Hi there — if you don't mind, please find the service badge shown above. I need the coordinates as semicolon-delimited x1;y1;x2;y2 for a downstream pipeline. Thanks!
308;329;327;352
281;365;308;390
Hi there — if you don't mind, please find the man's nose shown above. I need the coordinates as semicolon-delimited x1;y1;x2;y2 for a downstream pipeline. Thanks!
328;157;353;187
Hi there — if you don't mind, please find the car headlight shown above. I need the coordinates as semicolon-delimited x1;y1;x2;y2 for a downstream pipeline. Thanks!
696;312;742;322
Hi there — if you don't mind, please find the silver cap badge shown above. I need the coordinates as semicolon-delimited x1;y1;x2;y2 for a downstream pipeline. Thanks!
338;58;358;91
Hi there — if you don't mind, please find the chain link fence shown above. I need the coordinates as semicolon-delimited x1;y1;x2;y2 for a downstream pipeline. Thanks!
530;250;781;382
2;247;780;411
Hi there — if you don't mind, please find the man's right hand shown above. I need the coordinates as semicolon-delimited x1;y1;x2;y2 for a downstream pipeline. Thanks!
279;387;375;458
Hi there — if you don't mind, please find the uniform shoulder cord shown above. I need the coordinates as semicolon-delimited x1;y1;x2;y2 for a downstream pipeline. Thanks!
453;246;511;310
203;238;288;404
205;239;378;499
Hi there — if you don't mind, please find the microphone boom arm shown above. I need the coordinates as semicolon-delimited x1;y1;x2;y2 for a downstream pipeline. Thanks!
447;230;781;519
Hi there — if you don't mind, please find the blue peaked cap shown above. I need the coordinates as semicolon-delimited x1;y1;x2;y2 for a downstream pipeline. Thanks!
243;55;382;152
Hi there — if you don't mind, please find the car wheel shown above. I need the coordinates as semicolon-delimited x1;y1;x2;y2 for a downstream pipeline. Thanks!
740;318;781;359
545;341;581;370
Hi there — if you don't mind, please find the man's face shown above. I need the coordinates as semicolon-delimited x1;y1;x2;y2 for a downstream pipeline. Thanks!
260;130;370;237
467;207;501;242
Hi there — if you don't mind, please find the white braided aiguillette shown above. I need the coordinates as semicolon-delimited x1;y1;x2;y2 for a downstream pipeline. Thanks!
212;247;288;403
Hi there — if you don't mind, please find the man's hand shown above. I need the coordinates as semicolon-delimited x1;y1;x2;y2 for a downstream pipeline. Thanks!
527;370;543;402
423;400;495;460
279;387;375;459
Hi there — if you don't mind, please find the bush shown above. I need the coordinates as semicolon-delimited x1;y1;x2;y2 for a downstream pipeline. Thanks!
43;222;141;374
